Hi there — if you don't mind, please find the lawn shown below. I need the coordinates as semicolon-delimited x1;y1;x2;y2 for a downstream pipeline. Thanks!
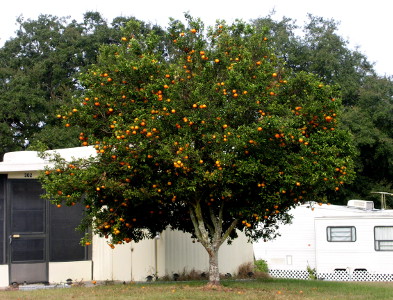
1;278;393;300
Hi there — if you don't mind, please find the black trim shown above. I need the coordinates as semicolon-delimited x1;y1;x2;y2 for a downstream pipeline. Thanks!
2;177;90;284
0;175;6;265
374;226;393;251
7;179;48;283
326;226;356;242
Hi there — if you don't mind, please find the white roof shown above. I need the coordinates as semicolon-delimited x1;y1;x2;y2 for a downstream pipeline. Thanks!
0;146;97;173
292;202;393;219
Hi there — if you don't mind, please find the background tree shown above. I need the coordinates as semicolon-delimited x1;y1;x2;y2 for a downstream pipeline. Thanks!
339;75;393;204
254;14;393;205
40;16;354;285
2;11;391;206
0;12;159;158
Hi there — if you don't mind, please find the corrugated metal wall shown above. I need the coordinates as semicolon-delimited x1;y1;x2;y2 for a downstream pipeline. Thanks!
164;229;254;276
92;228;254;282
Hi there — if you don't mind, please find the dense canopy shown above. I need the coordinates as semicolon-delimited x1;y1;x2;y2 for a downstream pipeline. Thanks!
40;16;355;285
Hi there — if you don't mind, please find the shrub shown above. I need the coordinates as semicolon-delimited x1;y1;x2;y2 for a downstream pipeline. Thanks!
254;259;269;273
236;262;270;279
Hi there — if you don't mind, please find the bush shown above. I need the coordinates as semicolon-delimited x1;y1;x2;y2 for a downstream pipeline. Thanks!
254;259;269;273
159;268;208;281
307;265;317;280
236;262;270;279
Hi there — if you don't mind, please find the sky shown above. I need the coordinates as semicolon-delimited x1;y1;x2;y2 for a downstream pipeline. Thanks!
0;0;392;76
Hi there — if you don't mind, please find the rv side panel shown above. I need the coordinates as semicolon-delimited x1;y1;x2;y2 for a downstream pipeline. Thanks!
315;217;393;274
253;206;317;270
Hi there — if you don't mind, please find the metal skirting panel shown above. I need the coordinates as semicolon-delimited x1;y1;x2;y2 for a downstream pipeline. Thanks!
10;263;47;284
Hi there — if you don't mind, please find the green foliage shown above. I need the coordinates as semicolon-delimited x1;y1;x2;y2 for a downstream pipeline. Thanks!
2;11;390;210
338;76;393;204
253;14;393;203
0;12;157;158
40;15;355;283
307;265;317;280
254;259;269;273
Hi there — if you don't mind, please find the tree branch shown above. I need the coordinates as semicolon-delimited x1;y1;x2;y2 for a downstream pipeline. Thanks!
190;201;211;250
218;218;238;248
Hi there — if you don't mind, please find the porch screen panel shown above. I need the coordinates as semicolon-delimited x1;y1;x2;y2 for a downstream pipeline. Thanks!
375;226;393;251
11;181;44;233
49;202;87;261
11;238;45;262
0;175;5;264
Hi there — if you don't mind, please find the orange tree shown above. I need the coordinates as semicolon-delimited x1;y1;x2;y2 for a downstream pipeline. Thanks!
40;16;355;285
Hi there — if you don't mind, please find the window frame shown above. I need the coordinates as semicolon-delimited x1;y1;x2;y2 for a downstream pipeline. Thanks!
326;226;356;242
374;226;393;251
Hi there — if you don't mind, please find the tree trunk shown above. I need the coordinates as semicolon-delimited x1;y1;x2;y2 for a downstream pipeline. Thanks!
208;247;220;286
189;202;238;286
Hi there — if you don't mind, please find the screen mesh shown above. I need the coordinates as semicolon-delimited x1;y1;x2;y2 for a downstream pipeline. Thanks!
49;202;87;261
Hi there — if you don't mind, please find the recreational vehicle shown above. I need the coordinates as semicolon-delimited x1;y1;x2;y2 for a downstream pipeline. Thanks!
0;147;253;287
254;201;393;281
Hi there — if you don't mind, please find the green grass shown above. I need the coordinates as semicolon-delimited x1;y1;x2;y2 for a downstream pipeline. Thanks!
1;278;393;299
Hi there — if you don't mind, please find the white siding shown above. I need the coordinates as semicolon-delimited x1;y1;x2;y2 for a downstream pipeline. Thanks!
315;217;393;273
164;229;254;276
91;227;252;281
254;206;318;270
0;265;8;287
49;261;92;283
254;203;393;275
92;233;163;282
92;234;114;281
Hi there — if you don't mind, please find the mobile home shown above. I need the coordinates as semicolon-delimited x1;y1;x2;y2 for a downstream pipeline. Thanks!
254;201;393;281
0;147;253;287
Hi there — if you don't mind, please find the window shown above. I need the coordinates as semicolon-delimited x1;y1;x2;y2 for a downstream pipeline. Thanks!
327;226;356;242
374;226;393;251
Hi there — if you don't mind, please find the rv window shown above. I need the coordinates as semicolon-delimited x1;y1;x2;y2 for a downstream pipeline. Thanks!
327;226;356;242
374;226;393;251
